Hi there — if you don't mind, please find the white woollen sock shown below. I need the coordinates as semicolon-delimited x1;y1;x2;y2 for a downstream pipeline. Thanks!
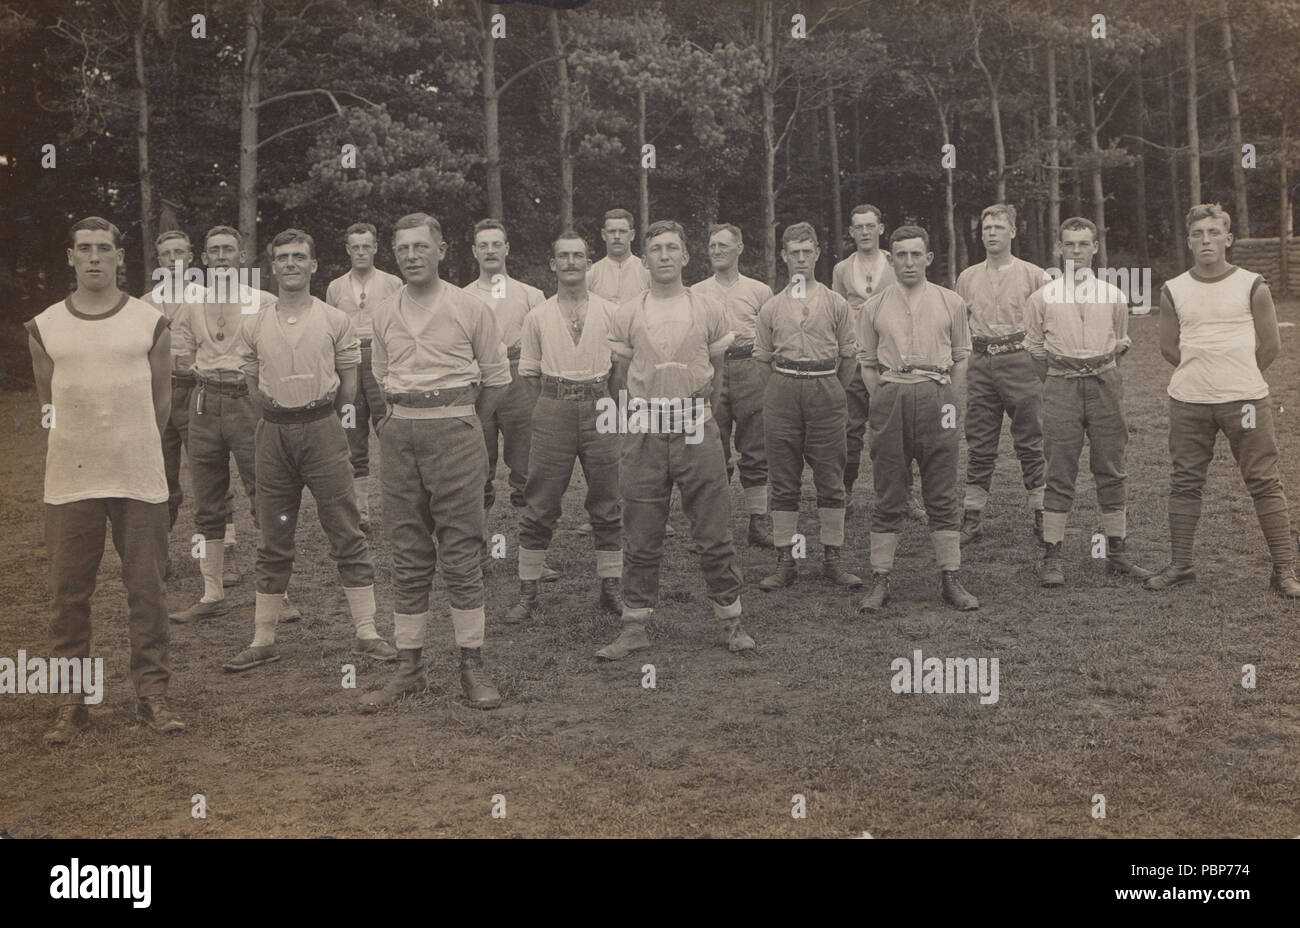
251;592;279;647
344;585;379;639
199;540;225;603
393;612;428;651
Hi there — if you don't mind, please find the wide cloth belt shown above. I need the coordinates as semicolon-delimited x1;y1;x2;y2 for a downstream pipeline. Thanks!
773;355;838;377
172;371;196;384
507;345;521;362
196;378;248;397
538;374;609;400
386;384;480;408
884;362;953;376
972;332;1026;355
261;400;335;424
1047;351;1116;377
725;343;755;360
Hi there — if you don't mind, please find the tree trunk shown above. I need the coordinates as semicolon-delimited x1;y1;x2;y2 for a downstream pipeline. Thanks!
956;214;969;271
1047;45;1061;246
134;0;154;290
550;10;572;231
482;3;502;220
238;0;262;251
970;10;1006;202
637;87;649;237
1165;55;1183;267
759;0;777;286
1083;43;1108;268
1066;50;1083;217
1222;16;1249;233
1281;116;1291;297
1029;109;1044;266
1134;52;1150;268
827;82;843;261
852;98;862;202
1185;18;1201;206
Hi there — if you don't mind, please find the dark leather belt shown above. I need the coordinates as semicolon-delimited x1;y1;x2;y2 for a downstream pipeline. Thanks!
386;384;480;408
726;343;755;360
1047;351;1116;378
539;374;609;401
507;345;521;362
196;378;248;397
172;372;196;385
261;400;335;424
773;355;838;377
972;332;1026;355
360;337;373;349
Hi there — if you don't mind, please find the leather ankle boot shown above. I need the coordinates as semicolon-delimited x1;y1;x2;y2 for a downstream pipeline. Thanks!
1105;536;1154;579
823;545;863;589
504;579;538;623
359;647;426;711
459;647;502;709
759;545;797;591
597;577;622;615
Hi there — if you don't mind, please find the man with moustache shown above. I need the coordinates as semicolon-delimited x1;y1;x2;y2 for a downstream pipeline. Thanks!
857;225;979;613
223;229;395;673
325;222;402;532
27;216;184;742
754;221;862;592
956;203;1049;545
587;208;651;305
506;231;623;624
360;212;511;711
598;219;755;660
690;223;774;547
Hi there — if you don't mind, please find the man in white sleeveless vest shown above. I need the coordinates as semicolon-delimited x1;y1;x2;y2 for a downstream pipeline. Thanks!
223;229;396;672
598;219;755;660
755;221;862;593
26;216;185;744
506;231;622;625
325;222;402;532
691;223;775;547
1145;203;1300;597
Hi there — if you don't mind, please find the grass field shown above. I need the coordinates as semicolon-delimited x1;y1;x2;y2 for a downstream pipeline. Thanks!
1;301;1298;838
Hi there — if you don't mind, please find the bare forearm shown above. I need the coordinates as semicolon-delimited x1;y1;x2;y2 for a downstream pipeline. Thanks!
837;356;856;389
709;354;726;409
337;367;358;413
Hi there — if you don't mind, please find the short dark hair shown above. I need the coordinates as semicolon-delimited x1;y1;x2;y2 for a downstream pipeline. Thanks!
644;219;687;250
154;229;191;249
473;219;508;242
552;230;589;255
344;222;377;243
1185;203;1231;233
68;216;123;249
603;208;635;229
708;223;743;245
781;221;818;249
204;225;242;248
392;212;443;242
889;224;931;252
1059;217;1098;243
849;204;884;226
267;228;316;262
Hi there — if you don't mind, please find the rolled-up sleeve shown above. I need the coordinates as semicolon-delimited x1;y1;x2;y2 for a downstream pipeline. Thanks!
607;302;635;360
335;311;361;370
1024;290;1047;360
832;291;856;357
1113;290;1131;354
754;300;775;363
949;295;972;362
856;294;880;368
518;311;543;377
235;311;259;377
471;303;512;387
703;297;734;355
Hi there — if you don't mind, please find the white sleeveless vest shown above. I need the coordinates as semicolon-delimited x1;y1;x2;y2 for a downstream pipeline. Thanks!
29;295;168;505
1166;266;1268;404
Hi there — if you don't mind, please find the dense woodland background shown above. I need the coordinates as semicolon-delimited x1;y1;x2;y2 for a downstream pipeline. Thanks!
1;0;1297;337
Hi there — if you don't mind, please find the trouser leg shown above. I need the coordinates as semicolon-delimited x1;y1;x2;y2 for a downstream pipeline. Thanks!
499;359;534;495
577;400;623;556
253;419;303;596
1042;376;1086;517
963;352;1003;509
382;418;437;614
1086;369;1129;515
1000;350;1047;502
108;498;170;698
519;398;578;552
673;420;743;613
45;500;107;707
620;432;672;614
869;381;910;533
299;415;375;588
844;366;870;492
